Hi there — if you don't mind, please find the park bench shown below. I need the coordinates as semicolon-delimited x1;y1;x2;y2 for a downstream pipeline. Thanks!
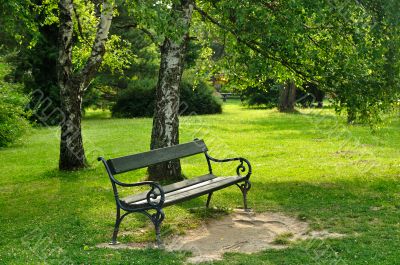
98;139;252;245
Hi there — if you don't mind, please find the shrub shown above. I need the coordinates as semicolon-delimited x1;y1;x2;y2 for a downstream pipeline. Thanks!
179;80;222;115
112;79;222;117
0;80;30;147
241;81;281;108
111;79;156;118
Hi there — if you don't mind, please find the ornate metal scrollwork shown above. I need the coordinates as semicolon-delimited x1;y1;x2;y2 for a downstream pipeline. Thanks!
140;208;165;246
236;159;252;178
237;179;251;193
151;209;165;226
146;184;165;207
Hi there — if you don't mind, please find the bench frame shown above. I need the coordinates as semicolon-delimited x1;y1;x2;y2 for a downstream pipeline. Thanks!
98;139;252;245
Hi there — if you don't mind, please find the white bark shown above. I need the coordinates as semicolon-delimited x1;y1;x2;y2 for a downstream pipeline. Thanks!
81;0;113;90
149;0;194;180
58;0;114;170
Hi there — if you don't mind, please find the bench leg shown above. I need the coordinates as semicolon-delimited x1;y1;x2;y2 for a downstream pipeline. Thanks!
237;180;251;211
206;192;213;208
110;208;131;245
150;209;165;246
110;207;121;245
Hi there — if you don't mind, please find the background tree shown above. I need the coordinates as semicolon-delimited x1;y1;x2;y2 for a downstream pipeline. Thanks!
148;0;195;181
57;0;113;170
123;0;198;180
278;80;296;112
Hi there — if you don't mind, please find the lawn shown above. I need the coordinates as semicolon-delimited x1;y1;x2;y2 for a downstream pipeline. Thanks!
0;101;399;264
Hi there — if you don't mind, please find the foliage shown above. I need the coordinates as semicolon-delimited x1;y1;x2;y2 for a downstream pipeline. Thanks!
0;0;50;50
327;0;400;125
111;79;157;118
83;4;162;111
112;78;222;117
240;80;281;108
1;1;60;125
13;24;60;125
2;0;399;128
7;0;135;126
179;79;222;115
83;84;118;110
70;0;135;74
0;59;30;147
194;0;400;125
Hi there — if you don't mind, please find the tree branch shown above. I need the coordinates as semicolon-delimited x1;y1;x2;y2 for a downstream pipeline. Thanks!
115;23;158;44
72;0;90;45
193;4;314;82
80;0;113;91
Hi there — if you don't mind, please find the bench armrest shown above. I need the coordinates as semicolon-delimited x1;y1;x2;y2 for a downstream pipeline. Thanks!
205;153;252;179
98;157;165;208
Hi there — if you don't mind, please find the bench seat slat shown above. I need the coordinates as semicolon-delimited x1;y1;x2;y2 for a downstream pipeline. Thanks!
107;139;207;174
121;174;216;204
121;175;246;209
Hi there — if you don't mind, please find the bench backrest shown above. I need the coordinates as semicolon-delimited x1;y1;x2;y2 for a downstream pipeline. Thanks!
107;139;208;174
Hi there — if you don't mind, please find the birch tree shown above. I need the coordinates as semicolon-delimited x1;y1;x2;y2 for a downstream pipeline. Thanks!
58;0;113;170
148;0;194;181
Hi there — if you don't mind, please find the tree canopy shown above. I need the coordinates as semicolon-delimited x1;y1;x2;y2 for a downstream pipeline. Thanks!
193;0;399;124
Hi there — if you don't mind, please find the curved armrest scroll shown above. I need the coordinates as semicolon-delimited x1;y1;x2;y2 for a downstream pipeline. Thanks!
115;181;165;208
205;153;252;179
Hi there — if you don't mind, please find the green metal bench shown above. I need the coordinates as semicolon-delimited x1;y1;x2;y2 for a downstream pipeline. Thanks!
98;139;252;245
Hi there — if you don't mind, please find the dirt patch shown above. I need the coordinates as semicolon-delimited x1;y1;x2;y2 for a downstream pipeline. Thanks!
97;210;344;263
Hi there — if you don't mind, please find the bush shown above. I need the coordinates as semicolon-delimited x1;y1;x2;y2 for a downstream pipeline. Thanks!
241;80;281;108
179;80;222;115
111;79;157;118
112;79;222;117
0;81;30;147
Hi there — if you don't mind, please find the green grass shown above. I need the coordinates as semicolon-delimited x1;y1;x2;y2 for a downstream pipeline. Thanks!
0;101;399;264
272;233;294;245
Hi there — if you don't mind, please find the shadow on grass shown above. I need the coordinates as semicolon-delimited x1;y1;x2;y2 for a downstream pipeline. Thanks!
249;178;399;230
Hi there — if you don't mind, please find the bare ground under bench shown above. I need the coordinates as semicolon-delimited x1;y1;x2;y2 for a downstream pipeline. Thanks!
97;209;344;263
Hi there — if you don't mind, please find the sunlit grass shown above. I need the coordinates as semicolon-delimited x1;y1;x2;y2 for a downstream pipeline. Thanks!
0;101;399;264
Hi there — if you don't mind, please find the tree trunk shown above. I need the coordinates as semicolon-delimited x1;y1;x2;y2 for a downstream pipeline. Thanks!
59;80;86;169
347;107;357;124
278;79;296;112
148;0;194;181
57;0;113;171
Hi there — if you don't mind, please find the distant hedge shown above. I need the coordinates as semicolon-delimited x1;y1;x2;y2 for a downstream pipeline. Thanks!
112;79;222;117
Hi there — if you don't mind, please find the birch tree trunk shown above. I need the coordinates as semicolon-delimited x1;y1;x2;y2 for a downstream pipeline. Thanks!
278;79;297;112
148;0;194;181
59;79;86;170
58;0;113;170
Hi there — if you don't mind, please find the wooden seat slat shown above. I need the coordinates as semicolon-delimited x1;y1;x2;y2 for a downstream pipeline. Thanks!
121;174;216;204
124;175;245;208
